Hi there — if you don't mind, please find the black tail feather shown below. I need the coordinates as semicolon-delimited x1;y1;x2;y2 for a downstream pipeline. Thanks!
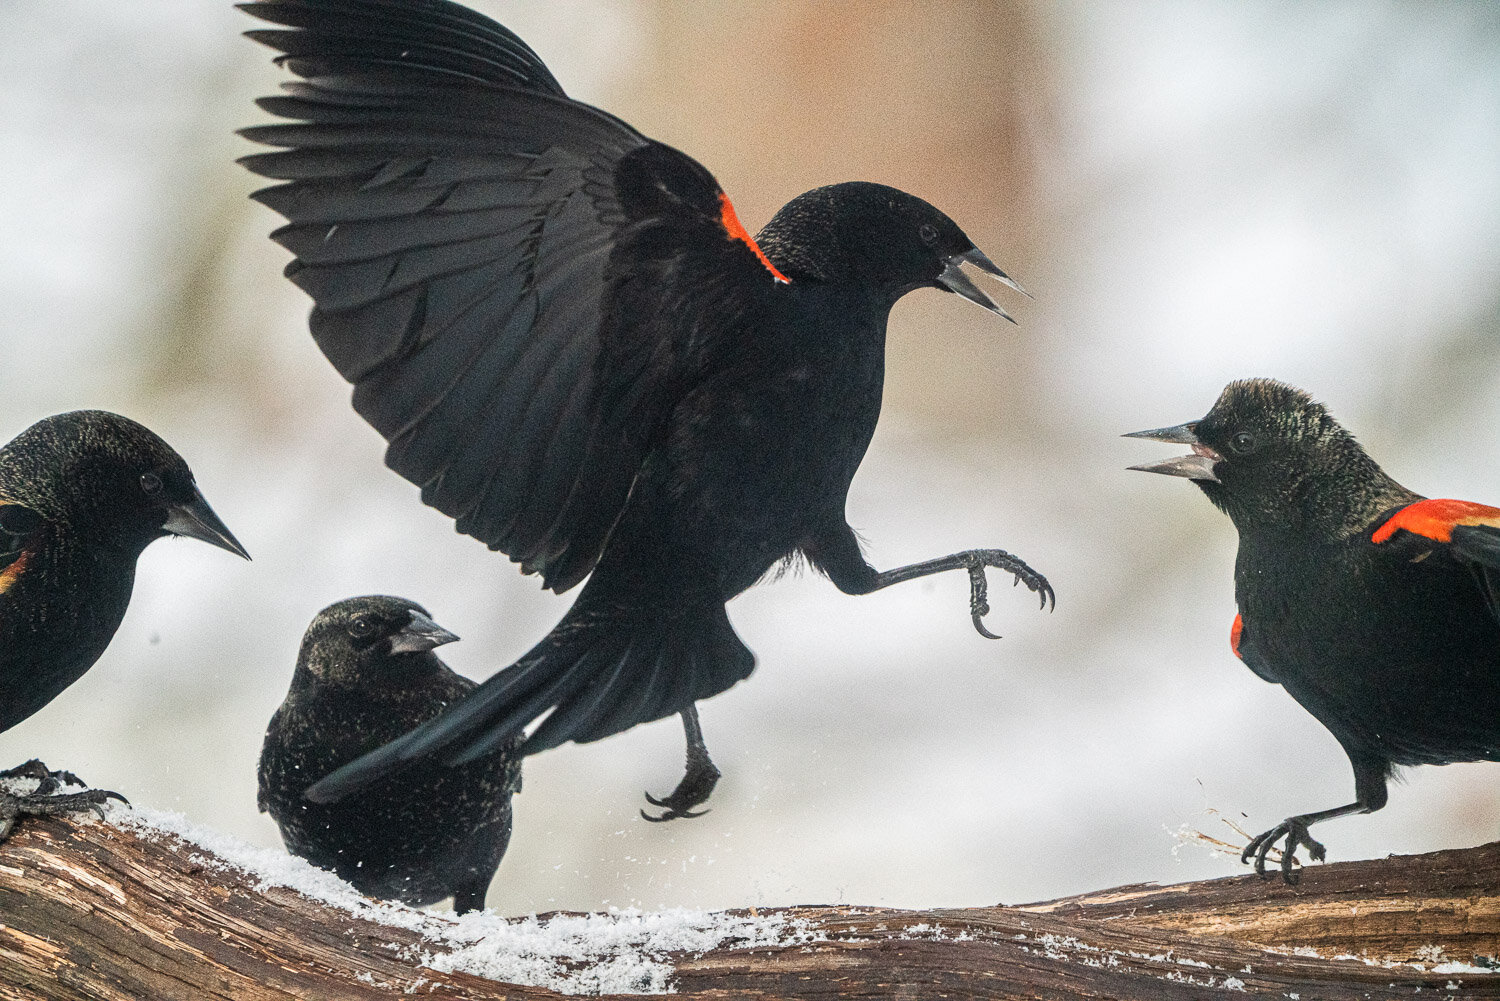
304;595;754;803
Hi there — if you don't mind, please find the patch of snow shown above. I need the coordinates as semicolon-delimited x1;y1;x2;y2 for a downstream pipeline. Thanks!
117;805;827;995
1431;962;1495;975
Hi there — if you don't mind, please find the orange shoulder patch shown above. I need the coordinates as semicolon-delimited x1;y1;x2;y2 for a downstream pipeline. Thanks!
1230;613;1244;661
0;547;32;597
717;192;790;284
1371;498;1500;544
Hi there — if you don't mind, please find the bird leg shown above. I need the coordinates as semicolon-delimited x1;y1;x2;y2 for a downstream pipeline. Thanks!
1241;800;1369;884
642;705;720;822
829;544;1054;638
451;883;488;916
0;760;127;843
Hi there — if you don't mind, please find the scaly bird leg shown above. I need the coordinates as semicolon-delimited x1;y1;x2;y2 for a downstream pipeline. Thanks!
1241;800;1375;884
815;535;1055;639
0;760;128;843
642;705;720;823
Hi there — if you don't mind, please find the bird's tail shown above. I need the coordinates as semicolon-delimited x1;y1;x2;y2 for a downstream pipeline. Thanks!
303;591;755;803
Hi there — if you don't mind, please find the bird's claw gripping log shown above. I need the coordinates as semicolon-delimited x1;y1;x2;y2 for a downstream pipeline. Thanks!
0;787;127;842
1242;817;1325;885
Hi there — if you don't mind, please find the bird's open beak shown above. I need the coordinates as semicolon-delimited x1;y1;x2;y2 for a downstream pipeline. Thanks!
938;246;1029;324
389;609;460;655
162;488;250;559
1124;423;1222;482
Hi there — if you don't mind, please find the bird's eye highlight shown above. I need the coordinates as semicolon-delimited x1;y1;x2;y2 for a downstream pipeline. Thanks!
140;472;163;495
348;616;376;639
918;223;938;245
1229;431;1257;454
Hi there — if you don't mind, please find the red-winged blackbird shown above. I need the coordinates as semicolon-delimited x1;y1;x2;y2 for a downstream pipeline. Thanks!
1129;378;1500;881
0;410;247;837
240;0;1052;819
259;596;520;914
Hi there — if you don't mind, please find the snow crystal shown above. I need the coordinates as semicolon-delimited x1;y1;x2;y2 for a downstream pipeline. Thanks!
115;804;826;995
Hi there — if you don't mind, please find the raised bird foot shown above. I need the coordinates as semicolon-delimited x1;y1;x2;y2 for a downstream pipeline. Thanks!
956;549;1055;638
0;759;127;842
641;757;720;823
1241;816;1325;884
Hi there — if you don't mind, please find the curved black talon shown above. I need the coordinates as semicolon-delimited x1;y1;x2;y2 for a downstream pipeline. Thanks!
960;549;1055;639
640;795;711;823
641;759;720;823
0;759;87;792
1241;818;1325;884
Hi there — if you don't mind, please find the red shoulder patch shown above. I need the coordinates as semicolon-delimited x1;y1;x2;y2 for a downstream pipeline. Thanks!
718;192;790;284
1371;498;1500;545
1230;613;1244;661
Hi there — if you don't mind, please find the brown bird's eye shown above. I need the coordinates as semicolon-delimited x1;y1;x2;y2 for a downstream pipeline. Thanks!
918;223;938;245
1230;431;1257;454
140;472;163;495
348;615;376;639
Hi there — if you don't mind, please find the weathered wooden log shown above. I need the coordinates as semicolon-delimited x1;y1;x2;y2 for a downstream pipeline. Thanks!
0;811;1496;999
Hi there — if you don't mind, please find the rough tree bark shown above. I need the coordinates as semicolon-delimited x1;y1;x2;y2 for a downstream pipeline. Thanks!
0;814;1496;1000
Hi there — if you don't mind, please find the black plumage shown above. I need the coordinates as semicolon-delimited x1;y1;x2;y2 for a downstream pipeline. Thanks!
240;0;1052;819
0;410;247;837
259;596;520;914
1130;378;1500;881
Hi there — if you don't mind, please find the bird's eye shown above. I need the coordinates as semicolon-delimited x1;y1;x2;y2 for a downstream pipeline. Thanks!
348;616;376;639
140;472;163;496
1229;431;1257;454
918;223;938;245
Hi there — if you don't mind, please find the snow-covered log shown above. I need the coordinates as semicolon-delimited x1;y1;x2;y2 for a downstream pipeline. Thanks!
1;810;1496;999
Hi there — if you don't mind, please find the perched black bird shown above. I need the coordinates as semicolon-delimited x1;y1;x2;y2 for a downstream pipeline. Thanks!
0;410;247;837
240;0;1052;819
259;597;519;914
1129;378;1500;881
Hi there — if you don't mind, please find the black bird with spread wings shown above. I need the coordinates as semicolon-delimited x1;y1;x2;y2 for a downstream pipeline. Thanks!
1131;379;1500;881
240;0;1052;818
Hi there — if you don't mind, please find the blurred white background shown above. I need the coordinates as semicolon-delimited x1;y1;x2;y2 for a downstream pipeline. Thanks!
1;0;1497;914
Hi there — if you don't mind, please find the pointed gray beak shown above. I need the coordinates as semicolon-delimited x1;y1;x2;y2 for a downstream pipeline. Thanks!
937;246;1027;324
162;488;250;559
388;609;459;655
1124;422;1222;482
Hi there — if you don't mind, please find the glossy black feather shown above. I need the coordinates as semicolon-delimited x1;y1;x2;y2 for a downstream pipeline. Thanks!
244;0;1038;809
1135;378;1500;877
259;597;520;913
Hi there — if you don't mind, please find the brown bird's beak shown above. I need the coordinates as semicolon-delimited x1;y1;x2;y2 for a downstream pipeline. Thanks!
162;488;251;559
938;247;1029;324
388;609;460;655
1124;422;1222;482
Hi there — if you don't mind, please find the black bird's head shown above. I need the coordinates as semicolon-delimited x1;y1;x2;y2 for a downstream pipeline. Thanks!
1127;378;1408;536
0;410;248;559
756;181;1026;320
296;596;460;690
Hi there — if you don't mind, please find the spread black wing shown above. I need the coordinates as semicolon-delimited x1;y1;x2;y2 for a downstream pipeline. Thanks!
240;0;787;592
